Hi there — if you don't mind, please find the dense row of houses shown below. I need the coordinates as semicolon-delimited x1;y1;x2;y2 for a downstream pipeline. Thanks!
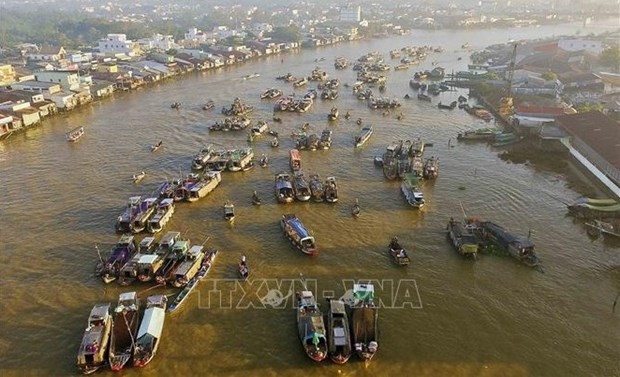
0;29;324;140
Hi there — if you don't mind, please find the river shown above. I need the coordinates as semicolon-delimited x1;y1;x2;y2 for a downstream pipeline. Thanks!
0;19;618;377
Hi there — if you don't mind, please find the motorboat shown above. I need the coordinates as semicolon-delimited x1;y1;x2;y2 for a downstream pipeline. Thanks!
76;303;112;374
133;295;167;368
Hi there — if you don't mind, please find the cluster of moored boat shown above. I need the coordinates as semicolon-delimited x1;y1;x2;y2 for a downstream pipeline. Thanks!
295;282;379;364
83;230;219;373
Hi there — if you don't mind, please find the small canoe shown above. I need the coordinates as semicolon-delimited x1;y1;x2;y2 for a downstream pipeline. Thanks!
133;172;146;183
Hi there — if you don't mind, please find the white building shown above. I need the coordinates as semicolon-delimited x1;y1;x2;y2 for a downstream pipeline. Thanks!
558;39;604;55
184;28;209;44
34;70;81;91
138;34;178;51
340;6;361;23
97;34;138;56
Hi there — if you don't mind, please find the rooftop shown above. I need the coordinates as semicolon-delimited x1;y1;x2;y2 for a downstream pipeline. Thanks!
556;111;620;170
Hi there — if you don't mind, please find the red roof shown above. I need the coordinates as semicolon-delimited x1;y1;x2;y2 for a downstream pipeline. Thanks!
556;111;620;170
534;42;559;52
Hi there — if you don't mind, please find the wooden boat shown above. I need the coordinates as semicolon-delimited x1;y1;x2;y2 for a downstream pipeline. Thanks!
289;149;301;172
155;238;191;285
117;236;157;286
437;101;456;110
446;218;480;259
261;88;282;99
227;147;254;172
352;199;361;217
271;137;279;148
324;176;339;203
224;201;235;222
147;198;175;234
296;289;328;362
355;126;373;148
133;295;167;368
129;197;158;233
150;140;162;152
318;129;332;150
309;174;325;202
168;249;218;312
388;236;410;266
351;283;379;361
567;198;620;219
242;72;260;80
259;154;269;167
457;128;498;141
238;256;249;280
492;135;525;147
137;232;180;282
417;93;431;102
96;234;136;284
133;171;146;183
480;221;542;269
292;172;312;202
401;173;425;208
326;299;352;364
171;102;181;109
66;126;85;142
170;244;205;288
328;107;339;121
186;171;222;202
252;191;262;206
281;214;318;256
202;100;215;110
293;77;308;87
191;144;214;171
275;172;295;203
585;219;620;238
394;64;409;71
76;303;112;375
423;156;440;179
109;292;140;371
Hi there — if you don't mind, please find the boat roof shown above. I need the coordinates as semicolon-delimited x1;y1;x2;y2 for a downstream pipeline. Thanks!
160;231;180;246
160;198;174;206
147;294;167;308
137;306;166;339
287;217;311;239
333;327;347;346
187;245;204;258
172;240;190;251
128;196;142;204
140;237;155;248
329;300;346;314
482;222;535;248
119;291;137;301
138;254;159;264
353;284;375;301
89;303;111;321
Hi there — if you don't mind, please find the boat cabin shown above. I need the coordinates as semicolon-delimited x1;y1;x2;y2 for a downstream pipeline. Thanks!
289;149;301;171
172;245;204;284
139;237;156;254
159;232;181;251
117;292;138;311
352;284;375;306
137;254;162;277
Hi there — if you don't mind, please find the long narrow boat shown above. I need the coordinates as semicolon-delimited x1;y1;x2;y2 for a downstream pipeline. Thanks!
480;221;542;269
585;219;620;238
296;290;328;362
324;176;339;203
351;283;379;361
147;198;175;234
387;237;411;266
137;231;179;282
446;218;480;259
76;303;112;375
401;173;425;208
109;292;140;371
168;249;218;312
354;126;373;148
66;126;85;142
275;172;295;203
133;295;167;368
326;299;352;364
96;234;136;284
170;245;205;288
281;214;319;256
289;149;301;172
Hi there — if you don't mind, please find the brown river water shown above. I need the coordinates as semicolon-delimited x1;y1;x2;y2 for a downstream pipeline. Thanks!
0;20;618;377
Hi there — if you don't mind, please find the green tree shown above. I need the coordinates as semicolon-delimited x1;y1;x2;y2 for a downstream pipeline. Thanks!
265;26;301;43
575;103;603;113
541;71;558;81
